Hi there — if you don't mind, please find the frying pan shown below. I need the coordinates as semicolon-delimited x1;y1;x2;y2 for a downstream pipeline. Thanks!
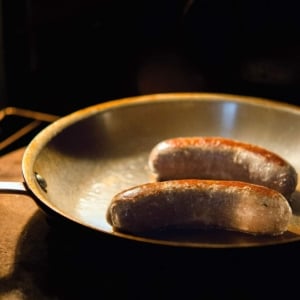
2;92;300;248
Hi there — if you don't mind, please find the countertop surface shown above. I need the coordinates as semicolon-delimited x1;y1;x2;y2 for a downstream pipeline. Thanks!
1;147;300;299
0;148;50;299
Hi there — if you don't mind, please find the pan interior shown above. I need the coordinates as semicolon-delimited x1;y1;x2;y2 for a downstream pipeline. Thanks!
24;94;300;247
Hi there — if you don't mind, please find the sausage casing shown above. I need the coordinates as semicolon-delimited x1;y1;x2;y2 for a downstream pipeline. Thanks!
148;137;298;199
106;179;292;236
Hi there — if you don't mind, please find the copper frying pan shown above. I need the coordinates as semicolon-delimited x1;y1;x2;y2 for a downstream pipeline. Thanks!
2;93;300;248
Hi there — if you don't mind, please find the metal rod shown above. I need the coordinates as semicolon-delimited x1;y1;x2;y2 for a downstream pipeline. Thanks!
0;181;28;194
0;120;41;151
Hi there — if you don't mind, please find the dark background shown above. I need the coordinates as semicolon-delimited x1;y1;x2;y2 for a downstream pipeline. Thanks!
1;0;300;115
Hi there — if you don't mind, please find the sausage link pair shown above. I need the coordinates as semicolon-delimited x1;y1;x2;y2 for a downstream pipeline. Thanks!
106;179;292;236
148;137;298;199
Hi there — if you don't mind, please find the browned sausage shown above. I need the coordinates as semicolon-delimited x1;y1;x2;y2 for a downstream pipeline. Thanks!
106;179;292;236
148;137;298;199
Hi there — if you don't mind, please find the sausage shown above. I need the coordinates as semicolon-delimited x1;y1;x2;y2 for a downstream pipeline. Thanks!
148;136;298;199
106;179;292;236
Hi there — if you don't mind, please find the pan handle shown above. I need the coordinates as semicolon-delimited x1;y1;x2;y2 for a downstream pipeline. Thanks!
0;181;28;194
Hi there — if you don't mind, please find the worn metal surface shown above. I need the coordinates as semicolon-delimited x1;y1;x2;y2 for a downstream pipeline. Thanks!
16;93;300;248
